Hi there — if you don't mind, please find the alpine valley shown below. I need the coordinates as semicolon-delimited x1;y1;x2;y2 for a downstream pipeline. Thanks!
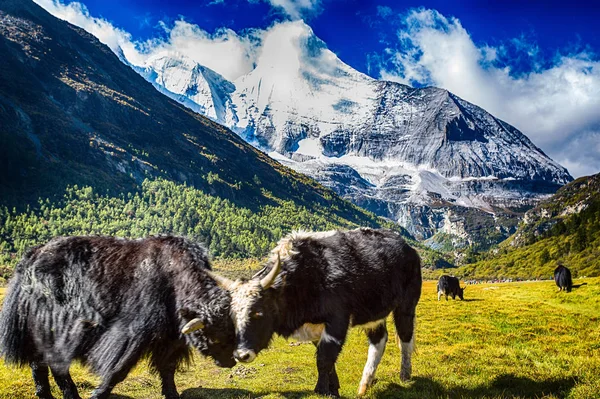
135;21;572;250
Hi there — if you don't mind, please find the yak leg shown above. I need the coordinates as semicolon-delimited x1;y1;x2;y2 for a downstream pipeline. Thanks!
314;317;349;397
437;291;442;301
89;337;143;399
312;341;340;395
90;360;137;399
357;322;388;396
158;363;179;399
31;361;54;399
152;344;189;399
50;367;81;399
393;309;416;382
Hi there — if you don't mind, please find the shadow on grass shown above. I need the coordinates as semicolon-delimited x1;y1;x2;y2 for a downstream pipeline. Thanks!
182;387;257;398
462;298;484;302
373;374;578;399
179;374;577;399
183;386;314;399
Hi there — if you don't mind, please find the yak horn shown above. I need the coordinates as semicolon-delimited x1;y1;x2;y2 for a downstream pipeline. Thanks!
207;270;235;290
260;253;281;289
182;318;204;334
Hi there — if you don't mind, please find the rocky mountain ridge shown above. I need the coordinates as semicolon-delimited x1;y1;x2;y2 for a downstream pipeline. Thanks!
131;21;571;246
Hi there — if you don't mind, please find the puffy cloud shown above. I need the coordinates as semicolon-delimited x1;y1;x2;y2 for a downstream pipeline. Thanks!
142;20;260;81
377;8;600;178
33;0;261;81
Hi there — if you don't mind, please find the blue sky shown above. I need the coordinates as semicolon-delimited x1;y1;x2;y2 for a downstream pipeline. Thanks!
34;0;600;177
46;0;600;79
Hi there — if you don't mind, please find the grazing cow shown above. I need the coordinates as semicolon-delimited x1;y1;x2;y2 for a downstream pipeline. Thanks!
0;236;236;399
437;275;465;301
210;228;422;397
554;265;573;292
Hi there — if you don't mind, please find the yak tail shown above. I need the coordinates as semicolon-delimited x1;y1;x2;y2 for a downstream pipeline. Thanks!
0;265;32;366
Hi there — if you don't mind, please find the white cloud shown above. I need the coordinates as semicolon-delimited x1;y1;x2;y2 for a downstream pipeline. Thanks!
261;0;321;20
33;0;262;81
378;8;600;178
33;0;323;82
142;20;259;81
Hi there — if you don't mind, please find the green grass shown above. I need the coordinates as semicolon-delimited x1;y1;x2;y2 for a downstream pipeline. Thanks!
0;276;599;399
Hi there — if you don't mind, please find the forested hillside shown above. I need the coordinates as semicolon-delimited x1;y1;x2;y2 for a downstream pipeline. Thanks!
0;179;461;283
459;174;600;279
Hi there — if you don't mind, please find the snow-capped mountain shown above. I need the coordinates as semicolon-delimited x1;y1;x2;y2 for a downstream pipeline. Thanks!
137;52;237;125
133;21;572;245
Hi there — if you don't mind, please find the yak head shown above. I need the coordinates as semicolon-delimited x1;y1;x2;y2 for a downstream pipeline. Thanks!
208;255;282;364
180;289;237;368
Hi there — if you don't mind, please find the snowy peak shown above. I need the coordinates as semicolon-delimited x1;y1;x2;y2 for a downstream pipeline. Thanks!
232;21;379;152
139;52;236;124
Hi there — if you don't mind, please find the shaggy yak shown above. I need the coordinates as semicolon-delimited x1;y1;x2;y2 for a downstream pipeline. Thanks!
0;236;236;399
554;264;573;292
209;228;422;397
437;275;465;301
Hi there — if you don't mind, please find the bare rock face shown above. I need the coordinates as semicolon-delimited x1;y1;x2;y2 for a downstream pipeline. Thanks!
135;21;572;247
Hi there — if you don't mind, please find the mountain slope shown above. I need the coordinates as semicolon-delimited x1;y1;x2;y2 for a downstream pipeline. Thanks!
461;173;600;278
135;21;572;245
0;0;376;230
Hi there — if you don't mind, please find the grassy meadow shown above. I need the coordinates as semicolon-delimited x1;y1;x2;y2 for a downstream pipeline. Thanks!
0;276;598;399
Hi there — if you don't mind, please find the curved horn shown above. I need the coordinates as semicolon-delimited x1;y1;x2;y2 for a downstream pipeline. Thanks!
181;318;204;334
206;270;235;290
260;253;281;289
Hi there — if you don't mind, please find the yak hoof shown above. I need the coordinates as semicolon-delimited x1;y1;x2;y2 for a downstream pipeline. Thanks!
400;369;412;382
314;385;340;398
357;383;368;396
163;389;180;399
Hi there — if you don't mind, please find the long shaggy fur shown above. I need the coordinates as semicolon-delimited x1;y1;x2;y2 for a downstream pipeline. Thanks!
0;236;235;398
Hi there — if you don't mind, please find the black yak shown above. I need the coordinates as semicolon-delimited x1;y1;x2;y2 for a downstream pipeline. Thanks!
554;265;573;292
0;236;236;399
209;228;422;397
437;275;465;301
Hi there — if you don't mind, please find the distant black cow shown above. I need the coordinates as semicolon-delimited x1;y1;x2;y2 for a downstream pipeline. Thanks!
210;228;422;397
0;236;236;399
437;275;465;301
554;265;573;292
